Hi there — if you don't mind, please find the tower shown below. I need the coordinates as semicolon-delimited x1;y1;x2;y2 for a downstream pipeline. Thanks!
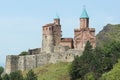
80;8;89;29
41;16;61;53
74;8;96;50
53;15;61;46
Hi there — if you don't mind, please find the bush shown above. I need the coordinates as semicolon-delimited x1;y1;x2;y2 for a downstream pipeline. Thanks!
19;51;28;56
9;70;24;80
2;73;10;80
84;72;95;80
26;69;37;80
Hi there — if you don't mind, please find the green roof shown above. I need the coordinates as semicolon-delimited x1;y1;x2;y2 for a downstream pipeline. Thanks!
54;13;60;19
80;8;89;18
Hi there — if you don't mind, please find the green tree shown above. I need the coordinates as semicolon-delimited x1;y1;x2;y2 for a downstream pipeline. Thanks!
100;59;120;80
0;66;4;75
0;66;4;80
26;69;37;80
2;73;10;80
84;72;95;80
19;51;28;56
70;41;120;80
70;41;94;80
70;55;81;80
9;70;24;80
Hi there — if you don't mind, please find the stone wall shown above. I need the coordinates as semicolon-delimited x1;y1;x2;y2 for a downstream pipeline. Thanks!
5;55;18;74
42;33;54;53
18;56;25;71
5;50;82;74
28;48;41;55
25;55;37;70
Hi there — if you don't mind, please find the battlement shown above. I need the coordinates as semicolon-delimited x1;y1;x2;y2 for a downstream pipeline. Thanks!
28;48;41;55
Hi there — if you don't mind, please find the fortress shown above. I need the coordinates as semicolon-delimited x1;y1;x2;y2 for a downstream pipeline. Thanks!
5;8;96;73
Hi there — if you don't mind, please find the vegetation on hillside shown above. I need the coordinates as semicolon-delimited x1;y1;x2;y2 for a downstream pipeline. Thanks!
26;70;37;80
33;62;71;80
96;24;120;48
9;70;24;80
1;70;37;80
70;40;120;80
100;59;120;80
0;66;4;80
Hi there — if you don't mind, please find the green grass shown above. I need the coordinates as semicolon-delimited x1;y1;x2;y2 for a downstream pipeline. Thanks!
23;62;71;80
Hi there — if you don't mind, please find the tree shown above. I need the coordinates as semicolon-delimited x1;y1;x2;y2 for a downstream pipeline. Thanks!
70;40;120;80
84;72;95;80
19;51;28;56
0;66;4;75
26;69;37;80
0;66;4;80
70;41;94;80
2;73;10;80
69;55;81;80
100;59;120;80
9;70;24;80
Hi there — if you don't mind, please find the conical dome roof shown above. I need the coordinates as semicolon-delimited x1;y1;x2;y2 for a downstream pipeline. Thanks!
80;8;89;18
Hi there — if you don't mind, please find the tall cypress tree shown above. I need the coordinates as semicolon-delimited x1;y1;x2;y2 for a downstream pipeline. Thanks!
70;41;94;80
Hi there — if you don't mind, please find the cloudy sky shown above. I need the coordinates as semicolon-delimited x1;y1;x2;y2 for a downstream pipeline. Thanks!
0;0;120;67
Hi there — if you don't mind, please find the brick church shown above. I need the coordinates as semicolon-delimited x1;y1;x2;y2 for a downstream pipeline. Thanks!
41;8;96;53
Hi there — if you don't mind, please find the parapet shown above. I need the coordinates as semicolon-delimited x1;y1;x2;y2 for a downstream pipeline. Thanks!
28;48;41;55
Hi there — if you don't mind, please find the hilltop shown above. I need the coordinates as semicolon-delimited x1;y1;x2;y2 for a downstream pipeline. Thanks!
96;24;120;47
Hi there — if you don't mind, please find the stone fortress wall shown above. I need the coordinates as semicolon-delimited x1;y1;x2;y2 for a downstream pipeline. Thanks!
5;46;82;74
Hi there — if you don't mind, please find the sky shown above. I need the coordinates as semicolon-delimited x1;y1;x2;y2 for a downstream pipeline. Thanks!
0;0;120;67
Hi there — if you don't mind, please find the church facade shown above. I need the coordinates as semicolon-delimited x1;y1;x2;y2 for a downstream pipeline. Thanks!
74;8;96;50
41;8;96;53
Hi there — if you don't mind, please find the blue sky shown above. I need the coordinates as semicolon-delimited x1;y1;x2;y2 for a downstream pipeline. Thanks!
0;0;120;67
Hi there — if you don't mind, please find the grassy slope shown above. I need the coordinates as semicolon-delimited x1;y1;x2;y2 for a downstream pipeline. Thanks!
23;62;71;80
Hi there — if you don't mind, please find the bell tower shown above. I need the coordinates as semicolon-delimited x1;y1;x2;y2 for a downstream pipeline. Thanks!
80;7;89;29
74;7;96;51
